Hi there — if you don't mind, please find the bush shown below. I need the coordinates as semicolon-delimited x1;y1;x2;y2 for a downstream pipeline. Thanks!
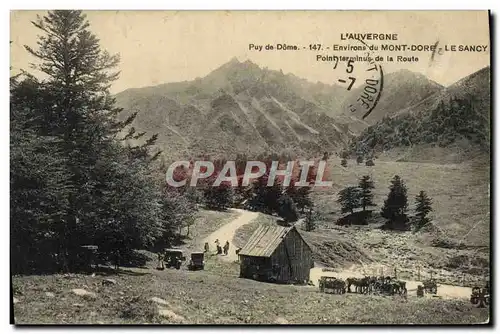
336;211;373;226
447;255;469;269
117;295;158;322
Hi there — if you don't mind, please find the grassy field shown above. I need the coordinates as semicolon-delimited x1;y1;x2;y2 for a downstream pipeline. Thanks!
314;158;490;248
306;157;490;285
12;257;489;325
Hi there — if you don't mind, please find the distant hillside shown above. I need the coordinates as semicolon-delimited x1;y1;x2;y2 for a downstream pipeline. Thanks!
349;66;491;161
342;69;444;125
115;59;357;160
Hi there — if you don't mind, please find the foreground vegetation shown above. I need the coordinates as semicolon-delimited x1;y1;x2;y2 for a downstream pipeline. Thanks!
12;257;489;325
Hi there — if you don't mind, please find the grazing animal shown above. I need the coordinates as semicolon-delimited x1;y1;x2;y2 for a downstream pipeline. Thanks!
346;277;359;293
353;276;372;294
319;277;346;294
397;280;407;295
346;277;366;293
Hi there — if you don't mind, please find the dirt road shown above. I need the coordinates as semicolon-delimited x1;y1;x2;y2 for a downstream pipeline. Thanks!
203;209;259;262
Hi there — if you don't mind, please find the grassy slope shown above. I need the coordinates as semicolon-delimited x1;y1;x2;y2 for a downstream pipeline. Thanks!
309;158;490;286
314;158;490;248
12;200;491;324
12;259;489;325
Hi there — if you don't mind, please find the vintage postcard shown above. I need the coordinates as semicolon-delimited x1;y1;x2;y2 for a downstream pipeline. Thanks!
10;10;491;325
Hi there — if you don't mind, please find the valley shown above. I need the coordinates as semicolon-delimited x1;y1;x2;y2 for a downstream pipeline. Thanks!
10;10;492;326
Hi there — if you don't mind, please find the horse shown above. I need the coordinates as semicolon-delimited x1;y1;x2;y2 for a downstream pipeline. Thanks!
346;277;365;293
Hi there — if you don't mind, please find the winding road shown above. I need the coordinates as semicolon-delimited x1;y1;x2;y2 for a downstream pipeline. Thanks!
206;209;473;300
203;209;259;262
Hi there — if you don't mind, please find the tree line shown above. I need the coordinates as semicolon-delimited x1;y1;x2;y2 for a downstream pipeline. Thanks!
169;155;319;226
337;175;433;231
11;11;198;274
349;96;490;156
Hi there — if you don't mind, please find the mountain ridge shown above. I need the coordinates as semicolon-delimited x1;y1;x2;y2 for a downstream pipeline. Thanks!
115;59;489;161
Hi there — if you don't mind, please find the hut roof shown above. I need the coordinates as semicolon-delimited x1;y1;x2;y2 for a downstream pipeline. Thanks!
238;224;311;258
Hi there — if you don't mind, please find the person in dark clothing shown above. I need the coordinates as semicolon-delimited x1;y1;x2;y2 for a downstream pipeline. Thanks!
223;241;230;255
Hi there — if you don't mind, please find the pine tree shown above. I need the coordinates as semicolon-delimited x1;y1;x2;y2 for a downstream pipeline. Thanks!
358;175;376;211
381;175;409;228
277;194;299;223
304;207;316;231
19;10;169;270
249;173;283;215
286;178;313;214
337;186;361;214
10;76;72;273
24;11;130;137
414;190;433;231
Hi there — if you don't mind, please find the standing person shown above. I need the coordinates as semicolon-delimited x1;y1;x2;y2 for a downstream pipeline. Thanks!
224;241;230;255
214;239;220;255
156;252;165;270
217;244;222;255
204;242;210;253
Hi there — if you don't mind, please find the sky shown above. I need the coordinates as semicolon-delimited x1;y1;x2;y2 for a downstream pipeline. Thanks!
10;10;491;94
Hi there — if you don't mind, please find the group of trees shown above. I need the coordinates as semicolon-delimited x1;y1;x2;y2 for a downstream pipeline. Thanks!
337;175;433;231
349;96;490;155
174;156;318;224
243;163;316;224
337;175;376;215
11;11;198;274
